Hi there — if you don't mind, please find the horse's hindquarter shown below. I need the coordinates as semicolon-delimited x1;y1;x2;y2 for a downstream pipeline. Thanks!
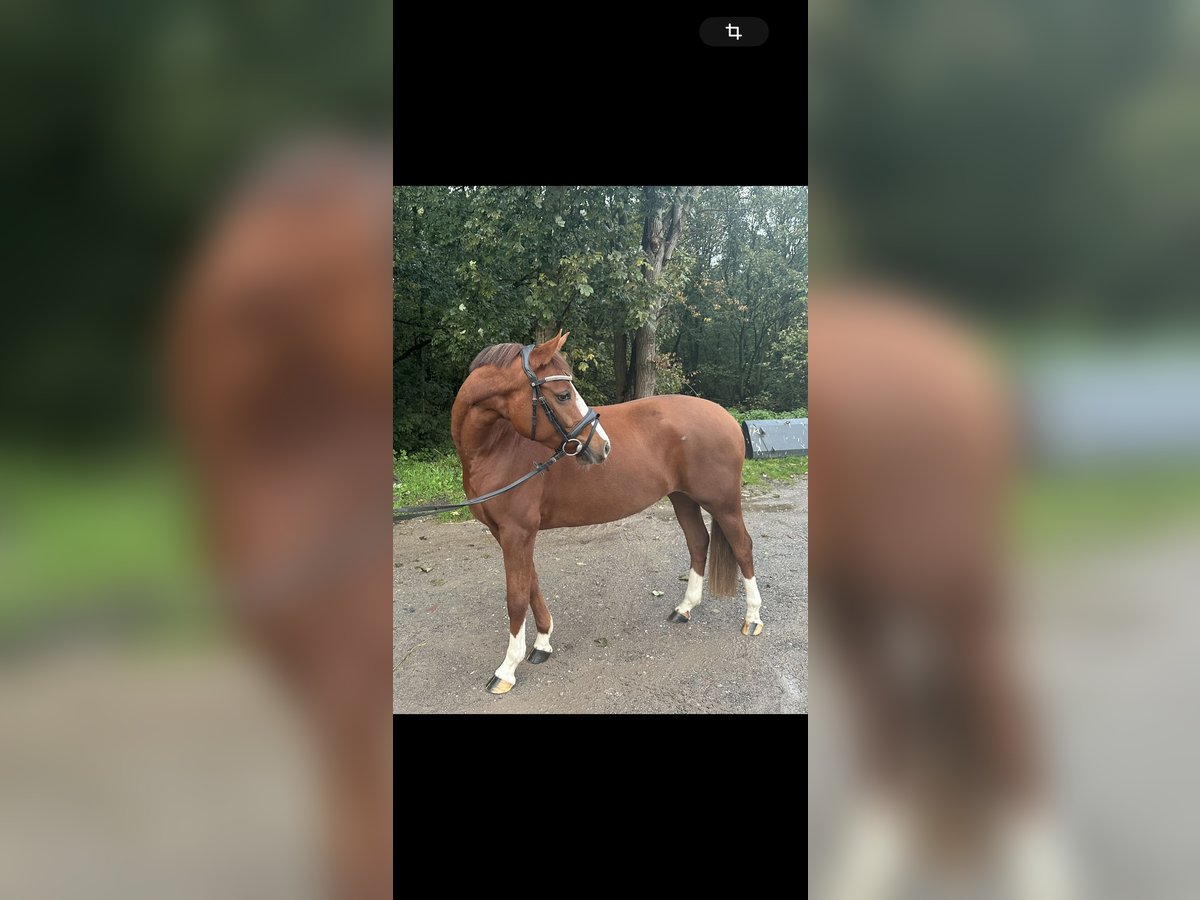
538;395;743;528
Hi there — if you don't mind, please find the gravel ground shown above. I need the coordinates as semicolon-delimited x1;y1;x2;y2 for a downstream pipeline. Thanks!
0;645;320;900
808;525;1200;898
393;476;808;714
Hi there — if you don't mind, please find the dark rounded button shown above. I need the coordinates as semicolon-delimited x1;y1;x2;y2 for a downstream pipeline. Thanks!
699;17;768;48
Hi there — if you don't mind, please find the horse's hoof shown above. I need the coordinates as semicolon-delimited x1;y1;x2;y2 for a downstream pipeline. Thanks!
667;609;690;623
486;675;514;694
742;620;763;636
527;648;552;665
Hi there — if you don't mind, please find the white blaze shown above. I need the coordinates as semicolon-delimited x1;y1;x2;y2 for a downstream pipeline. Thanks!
676;569;705;615
744;575;763;626
494;623;526;685
574;388;609;445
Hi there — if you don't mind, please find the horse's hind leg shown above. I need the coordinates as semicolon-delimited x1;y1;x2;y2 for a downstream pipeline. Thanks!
485;530;534;694
526;564;554;664
666;492;710;624
710;505;763;636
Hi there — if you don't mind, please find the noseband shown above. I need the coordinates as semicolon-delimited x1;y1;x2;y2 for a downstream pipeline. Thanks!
520;344;601;457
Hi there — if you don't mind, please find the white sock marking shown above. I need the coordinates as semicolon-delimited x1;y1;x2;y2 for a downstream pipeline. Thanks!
533;618;553;653
675;569;705;615
821;798;911;900
1002;808;1079;900
744;575;763;625
494;623;526;685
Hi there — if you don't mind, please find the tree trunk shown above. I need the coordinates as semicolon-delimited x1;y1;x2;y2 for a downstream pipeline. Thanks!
628;331;640;399
534;323;555;343
613;330;628;401
632;186;699;399
632;317;657;399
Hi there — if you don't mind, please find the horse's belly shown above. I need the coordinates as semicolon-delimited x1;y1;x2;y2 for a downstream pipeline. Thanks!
538;465;667;528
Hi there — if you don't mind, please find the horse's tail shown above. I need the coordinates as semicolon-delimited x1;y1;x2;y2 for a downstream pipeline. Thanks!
707;518;738;598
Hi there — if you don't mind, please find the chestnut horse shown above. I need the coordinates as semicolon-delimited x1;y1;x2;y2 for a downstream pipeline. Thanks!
811;284;1076;899
166;141;392;899
452;331;763;694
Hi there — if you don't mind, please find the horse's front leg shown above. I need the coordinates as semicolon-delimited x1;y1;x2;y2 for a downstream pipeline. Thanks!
485;530;535;695
526;564;553;665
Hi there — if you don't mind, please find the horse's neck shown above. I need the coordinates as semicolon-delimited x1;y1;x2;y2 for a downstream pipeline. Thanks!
456;405;526;482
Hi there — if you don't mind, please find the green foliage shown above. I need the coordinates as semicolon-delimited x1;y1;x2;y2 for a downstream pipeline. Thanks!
653;351;688;395
665;186;808;411
395;186;651;451
5;3;391;451
395;186;808;455
758;319;808;413
725;407;808;423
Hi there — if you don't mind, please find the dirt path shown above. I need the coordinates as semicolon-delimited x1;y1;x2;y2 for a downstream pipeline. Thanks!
0;645;320;900
392;476;807;714
807;526;1200;898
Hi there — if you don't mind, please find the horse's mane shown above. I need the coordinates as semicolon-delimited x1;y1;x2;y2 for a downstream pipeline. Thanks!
468;343;571;374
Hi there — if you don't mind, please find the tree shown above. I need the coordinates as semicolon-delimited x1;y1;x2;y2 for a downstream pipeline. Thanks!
631;186;699;399
663;186;808;409
394;185;808;454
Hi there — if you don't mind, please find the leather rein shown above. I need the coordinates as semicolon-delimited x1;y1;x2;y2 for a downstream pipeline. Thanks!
393;344;601;522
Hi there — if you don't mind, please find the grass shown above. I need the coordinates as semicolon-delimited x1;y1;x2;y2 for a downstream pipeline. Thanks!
742;456;808;488
1014;462;1200;554
0;448;215;647
393;450;469;523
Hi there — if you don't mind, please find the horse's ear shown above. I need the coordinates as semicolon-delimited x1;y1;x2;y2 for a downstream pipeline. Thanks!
529;330;568;369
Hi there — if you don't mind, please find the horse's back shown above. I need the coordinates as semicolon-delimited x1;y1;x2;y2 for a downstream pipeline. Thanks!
601;394;741;442
602;394;745;497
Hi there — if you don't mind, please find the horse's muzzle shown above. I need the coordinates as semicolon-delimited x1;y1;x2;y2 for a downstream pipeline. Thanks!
581;439;610;465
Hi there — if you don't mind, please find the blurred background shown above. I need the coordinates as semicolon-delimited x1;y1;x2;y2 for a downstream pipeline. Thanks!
0;2;389;898
811;1;1200;898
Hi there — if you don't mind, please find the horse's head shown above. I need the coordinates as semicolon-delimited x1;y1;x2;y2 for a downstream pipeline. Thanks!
469;331;611;465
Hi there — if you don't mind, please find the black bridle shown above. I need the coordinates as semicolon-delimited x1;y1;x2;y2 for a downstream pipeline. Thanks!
519;343;601;458
394;344;602;521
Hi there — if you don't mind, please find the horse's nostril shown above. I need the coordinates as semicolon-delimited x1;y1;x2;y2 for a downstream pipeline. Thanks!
603;441;611;456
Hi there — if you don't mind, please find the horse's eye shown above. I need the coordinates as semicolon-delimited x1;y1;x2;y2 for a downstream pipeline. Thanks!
557;391;570;402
